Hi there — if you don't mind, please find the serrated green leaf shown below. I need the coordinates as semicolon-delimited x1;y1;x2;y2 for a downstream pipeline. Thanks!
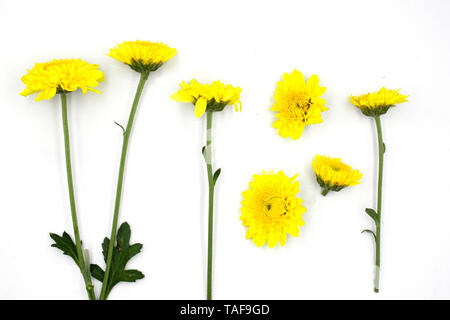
365;208;379;224
90;264;105;282
90;222;144;299
117;222;131;251
213;168;221;186
126;243;143;261
101;237;110;263
118;269;144;282
50;231;80;267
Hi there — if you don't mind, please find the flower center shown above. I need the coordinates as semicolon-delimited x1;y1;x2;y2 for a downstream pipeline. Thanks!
287;93;312;121
330;164;341;172
263;196;286;218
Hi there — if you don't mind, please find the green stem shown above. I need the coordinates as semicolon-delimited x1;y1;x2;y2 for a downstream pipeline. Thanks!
374;116;384;293
60;93;96;300
206;111;214;300
100;72;149;300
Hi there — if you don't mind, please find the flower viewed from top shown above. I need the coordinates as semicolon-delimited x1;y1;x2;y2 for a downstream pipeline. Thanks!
240;171;306;248
271;69;327;140
20;59;104;101
349;87;408;117
171;79;242;118
108;40;177;73
312;155;363;196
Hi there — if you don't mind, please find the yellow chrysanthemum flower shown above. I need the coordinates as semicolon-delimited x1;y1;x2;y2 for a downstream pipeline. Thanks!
171;79;242;118
20;59;104;101
271;69;327;140
108;40;177;73
240;171;306;248
312;155;363;196
349;87;408;117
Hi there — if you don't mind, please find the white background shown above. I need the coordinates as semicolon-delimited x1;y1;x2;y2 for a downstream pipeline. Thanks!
0;0;449;300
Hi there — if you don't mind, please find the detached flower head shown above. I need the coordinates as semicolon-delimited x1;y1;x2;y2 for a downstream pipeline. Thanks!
171;79;242;118
271;69;327;140
350;87;408;117
20;59;104;101
312;155;362;196
108;40;177;73
240;171;306;248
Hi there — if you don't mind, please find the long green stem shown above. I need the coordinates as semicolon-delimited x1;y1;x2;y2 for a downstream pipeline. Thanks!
100;72;149;300
374;116;384;293
206;111;214;300
60;93;96;300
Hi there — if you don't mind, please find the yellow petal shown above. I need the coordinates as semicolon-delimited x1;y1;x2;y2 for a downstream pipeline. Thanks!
35;91;47;102
306;74;319;91
87;88;102;94
290;125;305;140
291;69;305;84
20;87;34;96
171;91;193;102
194;97;207;118
267;235;278;248
46;87;57;100
287;225;299;237
35;88;56;101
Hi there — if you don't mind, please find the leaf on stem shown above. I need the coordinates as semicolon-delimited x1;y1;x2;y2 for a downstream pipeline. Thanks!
361;229;377;242
90;222;144;298
90;264;105;281
49;231;80;267
202;145;206;160
213;168;221;186
114;121;126;135
365;208;379;224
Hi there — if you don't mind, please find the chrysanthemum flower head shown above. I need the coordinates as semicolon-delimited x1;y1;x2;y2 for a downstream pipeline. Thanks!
349;87;408;117
108;40;177;74
240;170;306;248
271;69;327;140
171;79;242;118
312;155;363;196
20;59;104;101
